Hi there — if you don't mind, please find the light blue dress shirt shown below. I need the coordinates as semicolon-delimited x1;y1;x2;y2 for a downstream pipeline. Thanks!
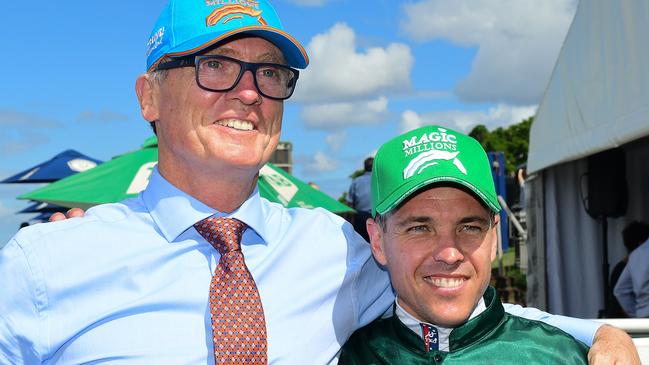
346;172;372;213
0;168;600;364
614;238;649;317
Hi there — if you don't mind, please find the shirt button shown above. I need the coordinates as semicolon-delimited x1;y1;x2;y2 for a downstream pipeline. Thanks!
434;354;443;363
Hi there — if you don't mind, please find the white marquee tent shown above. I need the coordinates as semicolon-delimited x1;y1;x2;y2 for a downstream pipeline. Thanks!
526;0;649;318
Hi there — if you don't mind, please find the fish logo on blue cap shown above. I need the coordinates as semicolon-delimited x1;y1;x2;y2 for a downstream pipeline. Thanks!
206;3;267;26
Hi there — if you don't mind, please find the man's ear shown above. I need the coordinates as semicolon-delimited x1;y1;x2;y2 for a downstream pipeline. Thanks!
135;73;160;122
367;218;388;266
490;213;500;262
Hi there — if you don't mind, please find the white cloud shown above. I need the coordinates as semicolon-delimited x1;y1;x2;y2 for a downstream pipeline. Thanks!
304;152;340;173
294;23;414;103
76;110;129;123
0;109;59;155
0;201;12;219
401;0;577;105
0;109;59;128
0;132;50;155
399;104;537;133
400;110;424;134
300;96;389;129
325;131;347;152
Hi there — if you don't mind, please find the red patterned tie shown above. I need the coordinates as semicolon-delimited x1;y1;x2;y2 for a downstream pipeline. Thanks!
194;217;268;364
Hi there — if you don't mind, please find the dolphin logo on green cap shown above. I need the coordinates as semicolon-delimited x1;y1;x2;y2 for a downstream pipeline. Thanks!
403;150;468;179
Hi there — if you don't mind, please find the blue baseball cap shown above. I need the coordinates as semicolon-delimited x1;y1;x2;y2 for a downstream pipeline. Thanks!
146;0;309;71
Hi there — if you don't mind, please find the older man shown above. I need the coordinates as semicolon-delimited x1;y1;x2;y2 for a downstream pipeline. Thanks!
340;125;591;363
0;0;638;364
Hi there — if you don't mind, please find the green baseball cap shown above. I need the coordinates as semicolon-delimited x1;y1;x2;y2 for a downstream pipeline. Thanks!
371;125;501;216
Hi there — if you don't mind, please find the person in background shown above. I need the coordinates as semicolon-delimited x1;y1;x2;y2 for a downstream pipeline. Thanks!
1;0;639;363
614;221;649;318
340;125;589;364
516;164;526;210
609;221;649;317
346;157;374;241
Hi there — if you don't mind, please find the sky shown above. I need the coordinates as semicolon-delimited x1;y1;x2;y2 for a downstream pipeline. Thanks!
0;0;578;243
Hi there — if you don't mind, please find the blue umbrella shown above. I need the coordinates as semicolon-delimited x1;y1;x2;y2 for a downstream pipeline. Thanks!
1;149;103;183
17;201;67;214
30;212;56;223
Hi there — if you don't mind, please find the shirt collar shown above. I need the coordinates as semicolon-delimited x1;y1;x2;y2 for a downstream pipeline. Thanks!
142;166;271;243
395;295;487;352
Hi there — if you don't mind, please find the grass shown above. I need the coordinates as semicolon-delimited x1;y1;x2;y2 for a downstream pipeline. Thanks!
492;249;516;269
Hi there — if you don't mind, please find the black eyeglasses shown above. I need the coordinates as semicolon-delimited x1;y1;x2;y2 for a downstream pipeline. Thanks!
156;54;299;100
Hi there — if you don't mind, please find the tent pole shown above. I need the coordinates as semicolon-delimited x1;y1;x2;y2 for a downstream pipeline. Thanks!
601;216;610;317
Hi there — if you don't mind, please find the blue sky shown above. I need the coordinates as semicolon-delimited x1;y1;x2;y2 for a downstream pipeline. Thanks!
0;0;577;243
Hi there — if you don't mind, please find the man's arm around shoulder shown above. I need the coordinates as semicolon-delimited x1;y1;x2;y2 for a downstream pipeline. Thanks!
504;304;640;364
589;325;640;365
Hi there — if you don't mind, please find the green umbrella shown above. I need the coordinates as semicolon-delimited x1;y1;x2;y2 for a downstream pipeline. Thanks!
19;147;158;210
258;164;352;212
19;140;353;214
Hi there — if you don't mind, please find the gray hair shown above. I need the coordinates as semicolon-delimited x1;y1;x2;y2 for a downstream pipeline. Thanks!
144;57;172;135
148;56;171;84
148;69;168;85
373;211;392;232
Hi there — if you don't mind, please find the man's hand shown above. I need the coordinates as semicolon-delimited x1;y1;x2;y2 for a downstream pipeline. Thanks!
49;208;86;222
588;324;640;365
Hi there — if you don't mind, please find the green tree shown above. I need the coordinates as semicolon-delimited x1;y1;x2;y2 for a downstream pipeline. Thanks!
349;168;365;180
468;117;533;173
469;124;489;144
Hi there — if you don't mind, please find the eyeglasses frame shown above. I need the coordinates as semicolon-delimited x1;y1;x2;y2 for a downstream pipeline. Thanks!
155;54;300;100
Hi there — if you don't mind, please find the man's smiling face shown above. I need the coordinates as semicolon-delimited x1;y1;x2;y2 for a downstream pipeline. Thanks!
144;36;285;178
367;185;498;327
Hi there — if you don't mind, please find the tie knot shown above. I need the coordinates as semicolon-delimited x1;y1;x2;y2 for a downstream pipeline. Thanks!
194;217;247;255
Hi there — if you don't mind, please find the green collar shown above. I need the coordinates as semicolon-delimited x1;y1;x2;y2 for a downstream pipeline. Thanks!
390;286;504;354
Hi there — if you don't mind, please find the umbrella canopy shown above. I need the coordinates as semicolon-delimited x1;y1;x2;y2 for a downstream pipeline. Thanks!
30;212;57;222
2;149;102;183
19;147;157;210
17;201;67;214
258;164;353;213
20;141;353;214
